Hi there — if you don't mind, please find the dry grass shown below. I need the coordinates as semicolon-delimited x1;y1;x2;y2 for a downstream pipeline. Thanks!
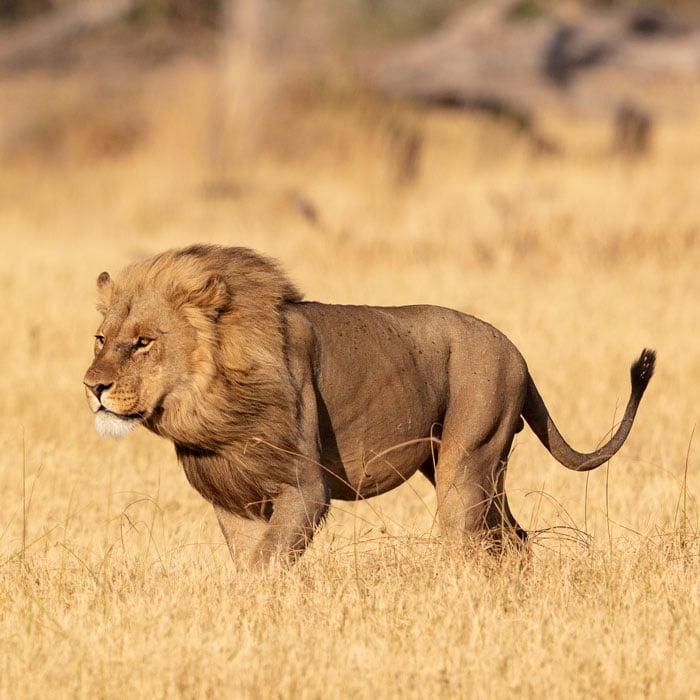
1;55;699;698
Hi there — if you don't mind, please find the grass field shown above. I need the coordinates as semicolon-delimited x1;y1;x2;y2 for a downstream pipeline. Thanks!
1;54;699;698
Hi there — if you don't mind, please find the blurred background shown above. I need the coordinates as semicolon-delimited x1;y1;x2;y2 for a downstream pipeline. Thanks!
4;0;700;193
2;0;700;270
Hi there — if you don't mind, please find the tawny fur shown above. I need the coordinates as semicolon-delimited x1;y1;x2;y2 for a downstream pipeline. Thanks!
84;245;655;566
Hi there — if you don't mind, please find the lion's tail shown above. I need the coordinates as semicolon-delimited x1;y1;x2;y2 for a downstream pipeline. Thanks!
522;349;656;472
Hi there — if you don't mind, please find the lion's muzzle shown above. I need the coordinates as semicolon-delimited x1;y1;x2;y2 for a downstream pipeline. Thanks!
83;372;143;438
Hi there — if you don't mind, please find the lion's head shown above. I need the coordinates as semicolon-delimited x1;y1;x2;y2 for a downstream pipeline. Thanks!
83;245;302;449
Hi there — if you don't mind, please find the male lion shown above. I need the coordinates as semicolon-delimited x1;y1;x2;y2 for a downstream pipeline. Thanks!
84;245;655;565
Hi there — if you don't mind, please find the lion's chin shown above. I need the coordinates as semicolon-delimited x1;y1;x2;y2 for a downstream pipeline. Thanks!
94;410;141;439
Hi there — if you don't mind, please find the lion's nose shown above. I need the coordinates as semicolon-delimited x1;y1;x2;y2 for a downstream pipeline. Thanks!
85;381;112;400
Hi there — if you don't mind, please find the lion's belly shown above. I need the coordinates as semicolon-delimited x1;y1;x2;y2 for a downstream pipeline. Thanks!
321;435;434;500
315;360;444;500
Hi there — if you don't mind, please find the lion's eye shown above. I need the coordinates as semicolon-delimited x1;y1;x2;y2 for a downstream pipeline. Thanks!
94;335;105;348
135;337;154;350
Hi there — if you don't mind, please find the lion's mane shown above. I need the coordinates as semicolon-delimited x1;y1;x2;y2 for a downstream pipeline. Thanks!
117;245;305;517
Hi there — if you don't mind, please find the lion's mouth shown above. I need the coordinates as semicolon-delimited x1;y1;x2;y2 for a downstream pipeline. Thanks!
96;405;144;421
94;407;144;439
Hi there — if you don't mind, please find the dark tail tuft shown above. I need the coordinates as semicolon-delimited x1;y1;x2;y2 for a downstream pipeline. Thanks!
630;348;656;395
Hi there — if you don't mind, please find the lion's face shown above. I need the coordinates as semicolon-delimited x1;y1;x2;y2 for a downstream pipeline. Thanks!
83;271;202;439
84;246;302;447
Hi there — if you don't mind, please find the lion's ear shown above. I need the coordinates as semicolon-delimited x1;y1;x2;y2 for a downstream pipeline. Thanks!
96;271;113;313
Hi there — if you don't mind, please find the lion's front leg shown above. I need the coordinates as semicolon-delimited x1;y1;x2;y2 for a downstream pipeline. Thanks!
214;478;329;568
214;505;269;565
254;481;329;565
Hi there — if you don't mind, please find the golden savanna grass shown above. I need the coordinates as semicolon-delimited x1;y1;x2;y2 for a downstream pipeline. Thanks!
1;52;699;699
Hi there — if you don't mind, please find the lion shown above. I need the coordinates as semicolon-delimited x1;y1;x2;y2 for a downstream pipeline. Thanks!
84;245;655;566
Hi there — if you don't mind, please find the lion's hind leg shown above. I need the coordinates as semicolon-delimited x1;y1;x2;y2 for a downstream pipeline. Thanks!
434;409;526;555
482;452;528;552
